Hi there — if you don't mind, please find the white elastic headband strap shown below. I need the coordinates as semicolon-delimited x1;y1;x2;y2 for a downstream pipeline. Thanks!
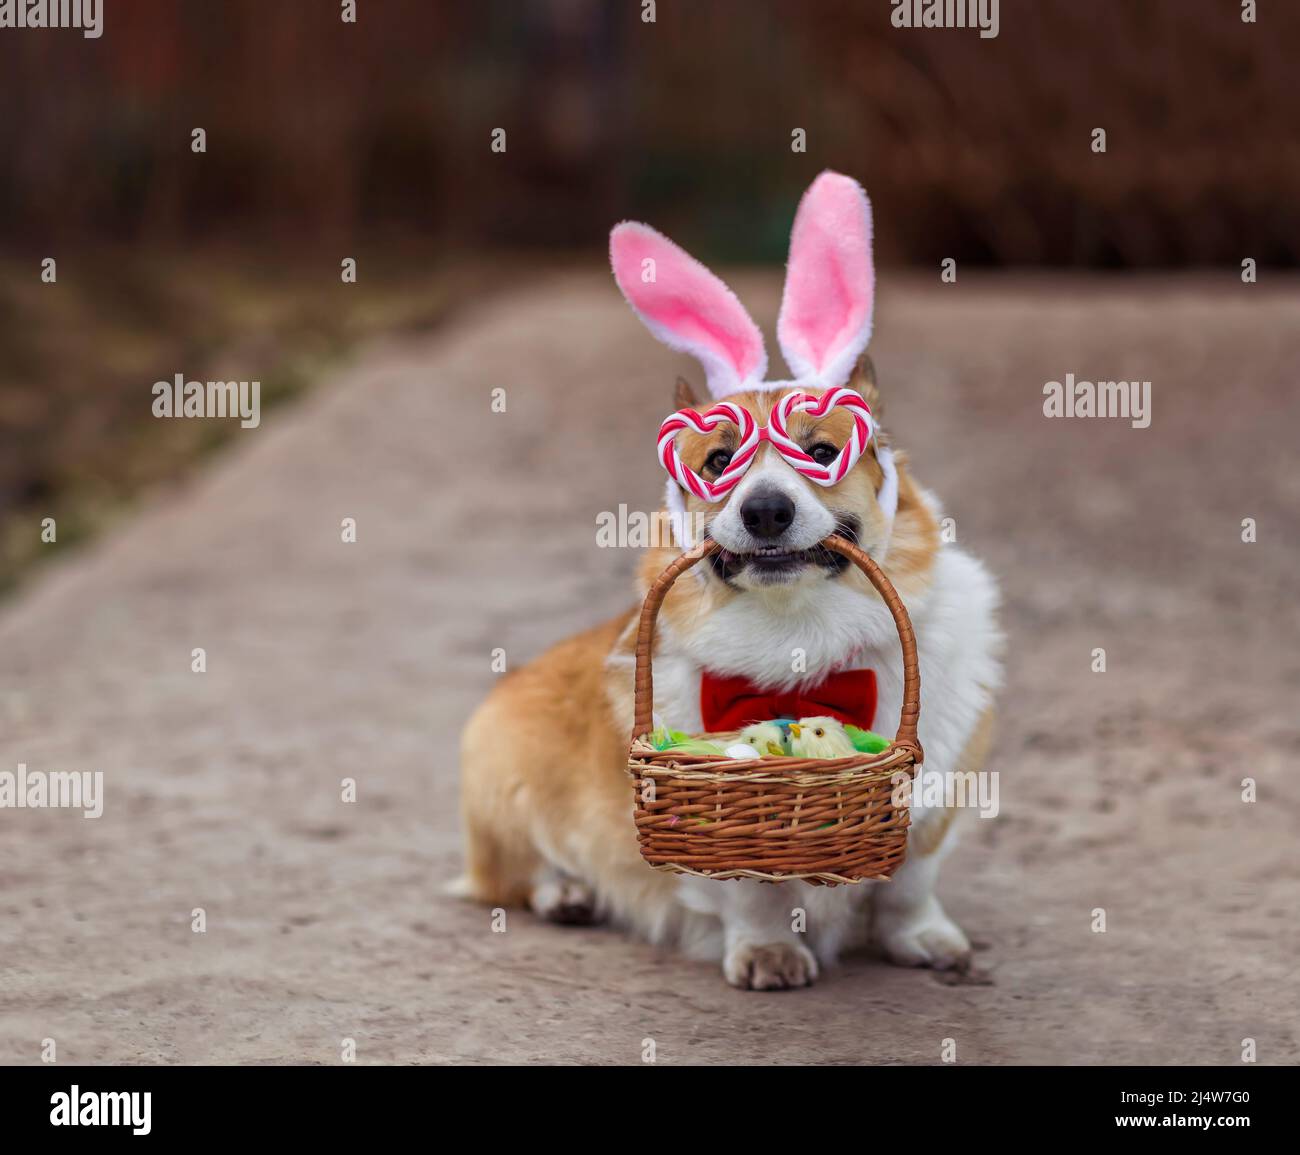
665;478;695;548
665;438;899;551
876;442;899;524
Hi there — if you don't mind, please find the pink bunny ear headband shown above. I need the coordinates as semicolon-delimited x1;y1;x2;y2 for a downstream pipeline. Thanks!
610;171;898;548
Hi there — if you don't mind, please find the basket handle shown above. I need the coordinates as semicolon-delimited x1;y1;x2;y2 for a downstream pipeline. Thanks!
630;535;922;760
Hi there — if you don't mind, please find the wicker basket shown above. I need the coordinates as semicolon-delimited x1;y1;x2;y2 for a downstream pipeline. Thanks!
627;535;923;886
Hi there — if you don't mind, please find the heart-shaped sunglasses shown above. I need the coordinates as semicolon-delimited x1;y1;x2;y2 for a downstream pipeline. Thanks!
657;387;876;503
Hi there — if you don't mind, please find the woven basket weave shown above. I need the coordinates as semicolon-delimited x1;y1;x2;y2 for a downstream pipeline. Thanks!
627;535;923;886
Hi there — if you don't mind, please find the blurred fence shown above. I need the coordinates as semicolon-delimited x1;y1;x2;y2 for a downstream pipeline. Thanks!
0;0;1295;267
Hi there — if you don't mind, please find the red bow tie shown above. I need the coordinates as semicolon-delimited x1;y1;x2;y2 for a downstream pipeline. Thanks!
699;668;878;733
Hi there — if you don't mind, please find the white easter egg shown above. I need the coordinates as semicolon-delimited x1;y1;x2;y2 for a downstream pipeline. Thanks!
724;743;761;760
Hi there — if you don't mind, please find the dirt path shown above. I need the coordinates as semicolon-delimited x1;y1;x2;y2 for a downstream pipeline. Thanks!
2;272;1297;1064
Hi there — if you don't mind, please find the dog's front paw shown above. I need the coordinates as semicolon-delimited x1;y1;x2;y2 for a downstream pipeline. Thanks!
876;903;971;971
530;874;601;926
723;941;819;991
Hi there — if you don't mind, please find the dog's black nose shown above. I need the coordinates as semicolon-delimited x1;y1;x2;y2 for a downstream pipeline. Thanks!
740;490;796;539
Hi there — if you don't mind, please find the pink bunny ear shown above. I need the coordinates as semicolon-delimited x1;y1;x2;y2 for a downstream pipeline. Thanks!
777;171;875;388
610;221;767;399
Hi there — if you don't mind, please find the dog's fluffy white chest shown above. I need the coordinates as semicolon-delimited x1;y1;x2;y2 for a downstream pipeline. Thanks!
645;545;1002;789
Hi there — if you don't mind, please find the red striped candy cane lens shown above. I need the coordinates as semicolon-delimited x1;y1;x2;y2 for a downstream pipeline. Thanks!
656;402;758;502
767;388;875;487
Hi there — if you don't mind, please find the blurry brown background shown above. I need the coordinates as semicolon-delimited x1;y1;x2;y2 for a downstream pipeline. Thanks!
5;0;1296;262
1;0;1296;589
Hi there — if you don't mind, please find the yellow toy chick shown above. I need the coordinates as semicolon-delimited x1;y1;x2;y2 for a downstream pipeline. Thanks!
788;716;858;759
738;721;789;757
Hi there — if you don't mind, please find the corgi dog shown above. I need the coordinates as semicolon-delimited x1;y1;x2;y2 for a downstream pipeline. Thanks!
458;172;1002;990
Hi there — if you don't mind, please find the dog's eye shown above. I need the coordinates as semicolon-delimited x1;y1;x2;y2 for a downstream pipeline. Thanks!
704;449;733;476
810;443;839;466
